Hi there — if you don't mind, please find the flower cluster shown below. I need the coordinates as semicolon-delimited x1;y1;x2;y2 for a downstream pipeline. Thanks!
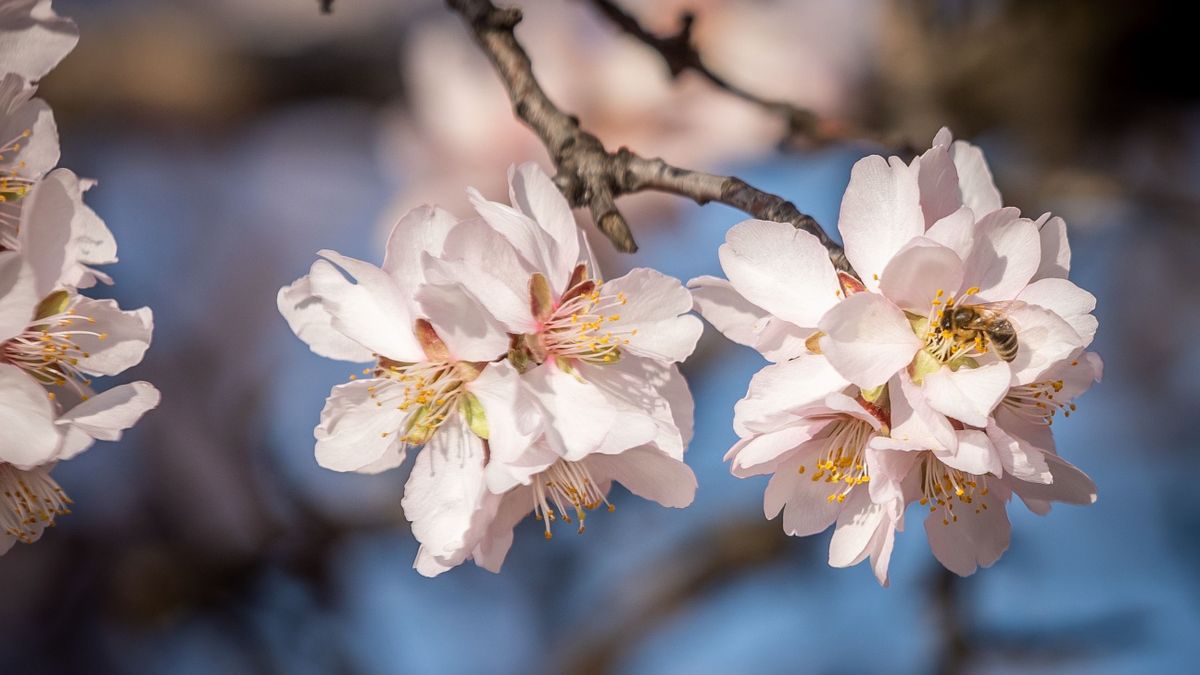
279;163;701;576
692;128;1100;584
0;1;159;554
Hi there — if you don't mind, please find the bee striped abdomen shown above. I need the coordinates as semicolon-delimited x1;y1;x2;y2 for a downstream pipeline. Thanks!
986;319;1019;362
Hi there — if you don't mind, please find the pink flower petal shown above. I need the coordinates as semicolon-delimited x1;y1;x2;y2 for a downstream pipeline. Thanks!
818;292;922;389
837;155;924;290
718;219;841;327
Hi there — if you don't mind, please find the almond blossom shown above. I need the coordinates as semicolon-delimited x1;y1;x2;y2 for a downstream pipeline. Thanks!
692;129;1101;582
0;1;156;554
0;248;158;553
279;164;703;577
414;163;701;574
278;205;529;574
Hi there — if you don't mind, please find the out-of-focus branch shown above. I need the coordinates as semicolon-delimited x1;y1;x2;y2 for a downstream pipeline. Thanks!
586;0;814;146
318;0;334;14
584;0;897;152
560;519;794;675
445;0;849;270
933;567;970;675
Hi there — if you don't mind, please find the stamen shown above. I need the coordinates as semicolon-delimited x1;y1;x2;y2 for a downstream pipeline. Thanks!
531;459;613;538
797;416;873;503
1003;378;1073;425
536;275;636;366
369;357;466;445
0;464;72;545
919;455;989;524
1;307;104;397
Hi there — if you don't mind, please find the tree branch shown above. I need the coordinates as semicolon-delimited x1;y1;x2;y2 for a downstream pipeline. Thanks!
445;0;848;270
584;0;893;152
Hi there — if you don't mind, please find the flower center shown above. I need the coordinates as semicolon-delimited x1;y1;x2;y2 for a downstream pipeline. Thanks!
532;459;614;539
0;464;72;545
798;416;873;503
367;358;467;445
539;286;633;365
921;287;988;363
918;455;989;525
1;301;105;399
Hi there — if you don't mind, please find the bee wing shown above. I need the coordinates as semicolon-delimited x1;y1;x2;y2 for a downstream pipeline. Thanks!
969;300;1025;326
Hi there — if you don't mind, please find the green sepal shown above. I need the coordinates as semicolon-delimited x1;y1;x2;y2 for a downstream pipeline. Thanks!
461;393;489;440
910;349;942;385
35;290;71;320
860;383;887;403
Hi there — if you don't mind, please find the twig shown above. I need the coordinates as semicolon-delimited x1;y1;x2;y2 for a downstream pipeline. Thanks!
584;0;892;152
445;0;848;270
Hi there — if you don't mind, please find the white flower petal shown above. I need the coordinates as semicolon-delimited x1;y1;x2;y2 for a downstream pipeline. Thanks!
415;283;509;362
0;75;58;177
717;219;840;327
508;162;579;291
878;371;957;452
55;381;159;458
310;251;424;363
584;446;697;508
470;361;548;492
877;238;965;313
916;142;962;226
837;155;924;290
0;251;36;342
523;362;655;461
728;424;824;477
780;455;848;537
1016;277;1097;346
1034;215;1071;280
818;292;922;389
936;429;1002;477
924;206;976;260
688;275;808;362
579;357;690;460
277;265;374;363
70;297;152;376
17;170;73;296
0;0;79;81
468;187;559;292
950;139;1002;217
380;204;458;298
986;414;1052;484
313;378;411;473
1009;452;1097;507
828;491;891;568
733;353;848;436
961;210;1040;301
924;485;1011;577
600;268;702;363
922;360;1011;427
1008;305;1086;385
0;363;59;468
402;413;489;561
428;218;536;333
472;486;535;573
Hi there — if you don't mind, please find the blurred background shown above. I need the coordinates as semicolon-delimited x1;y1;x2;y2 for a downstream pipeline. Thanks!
3;0;1199;673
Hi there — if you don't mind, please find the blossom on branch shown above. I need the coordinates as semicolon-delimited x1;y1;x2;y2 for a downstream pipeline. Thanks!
692;128;1101;583
0;0;158;555
279;163;700;576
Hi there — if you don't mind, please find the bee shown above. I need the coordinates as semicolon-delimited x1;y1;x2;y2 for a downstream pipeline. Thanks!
939;301;1019;362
